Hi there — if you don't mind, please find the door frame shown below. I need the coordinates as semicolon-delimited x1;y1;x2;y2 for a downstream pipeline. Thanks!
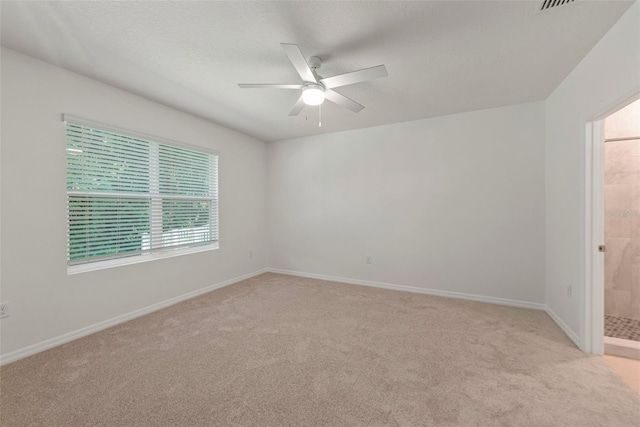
584;91;640;354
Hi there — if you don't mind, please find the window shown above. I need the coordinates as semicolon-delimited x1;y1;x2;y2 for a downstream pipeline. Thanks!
65;115;218;271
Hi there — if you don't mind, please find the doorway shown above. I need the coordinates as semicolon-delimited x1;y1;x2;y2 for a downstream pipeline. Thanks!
602;99;640;359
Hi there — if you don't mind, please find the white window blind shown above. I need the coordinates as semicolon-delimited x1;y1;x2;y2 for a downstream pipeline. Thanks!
65;116;218;267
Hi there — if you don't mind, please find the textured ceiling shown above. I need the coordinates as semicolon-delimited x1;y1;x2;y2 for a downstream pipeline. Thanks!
0;1;634;142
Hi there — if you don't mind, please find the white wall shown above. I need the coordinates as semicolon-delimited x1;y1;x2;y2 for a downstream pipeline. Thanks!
0;48;268;359
545;2;640;347
268;102;546;304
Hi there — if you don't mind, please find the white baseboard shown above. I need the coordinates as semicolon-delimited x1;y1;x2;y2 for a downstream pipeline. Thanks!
544;305;581;349
267;268;546;310
2;268;583;365
0;268;268;365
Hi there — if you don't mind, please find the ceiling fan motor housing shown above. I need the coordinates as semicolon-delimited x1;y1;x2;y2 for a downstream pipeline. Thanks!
307;56;322;71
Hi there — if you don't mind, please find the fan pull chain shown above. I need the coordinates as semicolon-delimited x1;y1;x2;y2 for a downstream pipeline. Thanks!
305;104;308;121
319;104;322;128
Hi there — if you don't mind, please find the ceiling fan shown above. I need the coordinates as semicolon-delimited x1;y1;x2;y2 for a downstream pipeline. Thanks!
238;43;388;117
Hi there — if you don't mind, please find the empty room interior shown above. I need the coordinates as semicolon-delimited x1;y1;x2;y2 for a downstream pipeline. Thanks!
1;1;639;426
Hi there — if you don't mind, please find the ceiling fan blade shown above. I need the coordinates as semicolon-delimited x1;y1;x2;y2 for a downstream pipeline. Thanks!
281;43;317;83
320;65;388;89
238;84;303;89
289;95;306;116
324;90;365;113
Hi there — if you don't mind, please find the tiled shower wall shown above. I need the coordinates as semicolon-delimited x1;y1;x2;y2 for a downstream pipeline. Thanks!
604;99;640;321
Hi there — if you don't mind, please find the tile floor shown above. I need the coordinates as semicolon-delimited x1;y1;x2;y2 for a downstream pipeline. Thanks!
605;315;640;341
604;354;640;394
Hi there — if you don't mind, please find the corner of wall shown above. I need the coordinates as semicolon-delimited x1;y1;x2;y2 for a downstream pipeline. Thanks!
543;0;640;353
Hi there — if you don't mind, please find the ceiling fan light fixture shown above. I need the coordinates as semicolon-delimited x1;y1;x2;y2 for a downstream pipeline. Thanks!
302;84;325;106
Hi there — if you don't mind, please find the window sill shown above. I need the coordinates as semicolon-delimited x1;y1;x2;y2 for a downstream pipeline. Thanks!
67;243;219;275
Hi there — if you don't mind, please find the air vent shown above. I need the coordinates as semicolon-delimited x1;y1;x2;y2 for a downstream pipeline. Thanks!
539;0;576;12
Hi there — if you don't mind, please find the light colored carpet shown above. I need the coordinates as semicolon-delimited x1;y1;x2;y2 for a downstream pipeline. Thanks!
1;273;638;426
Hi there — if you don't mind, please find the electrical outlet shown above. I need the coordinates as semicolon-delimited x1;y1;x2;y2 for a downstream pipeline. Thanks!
366;256;372;265
0;303;9;319
567;285;572;297
249;251;253;258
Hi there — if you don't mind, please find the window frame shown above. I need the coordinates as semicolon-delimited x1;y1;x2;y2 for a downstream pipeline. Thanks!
63;114;220;275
